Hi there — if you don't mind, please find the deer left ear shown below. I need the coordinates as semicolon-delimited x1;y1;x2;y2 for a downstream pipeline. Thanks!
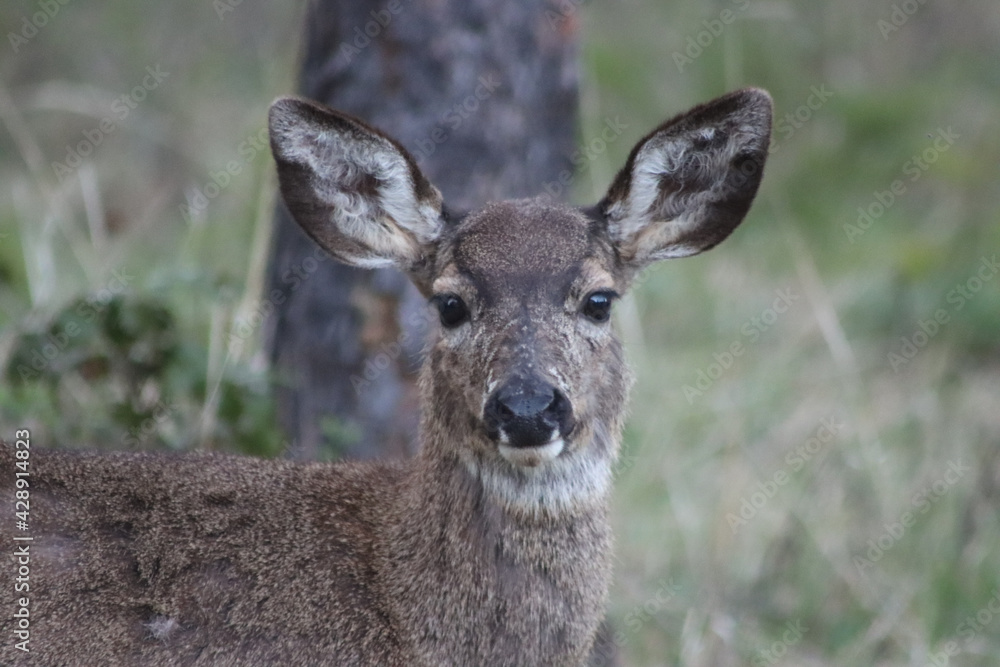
598;88;772;270
268;97;444;283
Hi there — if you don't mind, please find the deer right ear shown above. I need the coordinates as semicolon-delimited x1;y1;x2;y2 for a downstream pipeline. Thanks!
598;88;772;272
269;97;444;281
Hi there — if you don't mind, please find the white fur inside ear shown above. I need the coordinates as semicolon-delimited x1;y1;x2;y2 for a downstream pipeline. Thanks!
609;136;710;242
605;119;757;264
279;119;442;266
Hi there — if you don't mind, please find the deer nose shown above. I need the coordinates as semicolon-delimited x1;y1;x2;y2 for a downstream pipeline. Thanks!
484;377;573;449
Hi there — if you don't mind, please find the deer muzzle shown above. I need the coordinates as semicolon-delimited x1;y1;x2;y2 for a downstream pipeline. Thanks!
483;376;574;467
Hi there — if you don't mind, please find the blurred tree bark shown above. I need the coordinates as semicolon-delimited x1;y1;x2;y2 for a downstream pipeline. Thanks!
265;0;581;461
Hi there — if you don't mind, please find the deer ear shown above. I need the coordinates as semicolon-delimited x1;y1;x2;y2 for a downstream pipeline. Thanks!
269;97;444;277
598;88;772;269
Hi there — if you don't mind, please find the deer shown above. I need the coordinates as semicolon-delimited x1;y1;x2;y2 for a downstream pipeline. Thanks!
1;87;771;666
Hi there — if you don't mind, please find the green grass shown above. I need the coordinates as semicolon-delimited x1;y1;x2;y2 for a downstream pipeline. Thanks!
2;0;999;664
580;2;1000;664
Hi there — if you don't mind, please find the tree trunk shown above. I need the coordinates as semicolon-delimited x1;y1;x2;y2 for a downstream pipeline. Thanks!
265;0;581;461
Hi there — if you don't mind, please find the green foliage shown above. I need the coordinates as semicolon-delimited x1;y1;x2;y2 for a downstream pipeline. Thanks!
1;293;282;456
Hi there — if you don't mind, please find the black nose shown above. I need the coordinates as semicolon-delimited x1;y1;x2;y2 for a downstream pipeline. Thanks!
484;377;573;448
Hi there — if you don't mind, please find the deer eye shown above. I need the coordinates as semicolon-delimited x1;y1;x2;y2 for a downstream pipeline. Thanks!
582;291;616;323
433;294;469;328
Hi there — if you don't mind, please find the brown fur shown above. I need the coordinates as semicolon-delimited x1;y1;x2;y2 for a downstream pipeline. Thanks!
0;88;771;666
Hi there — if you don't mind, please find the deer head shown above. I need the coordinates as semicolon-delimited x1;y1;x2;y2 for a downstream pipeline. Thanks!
269;89;772;514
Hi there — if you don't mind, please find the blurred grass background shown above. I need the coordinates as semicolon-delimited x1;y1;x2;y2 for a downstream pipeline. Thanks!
1;0;998;665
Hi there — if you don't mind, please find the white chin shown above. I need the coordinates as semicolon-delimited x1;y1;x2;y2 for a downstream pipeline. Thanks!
498;439;565;467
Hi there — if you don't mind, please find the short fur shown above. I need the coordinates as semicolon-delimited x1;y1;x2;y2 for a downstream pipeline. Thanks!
0;88;771;666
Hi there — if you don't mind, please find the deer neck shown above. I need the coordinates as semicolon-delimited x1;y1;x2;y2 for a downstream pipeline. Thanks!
377;426;614;664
